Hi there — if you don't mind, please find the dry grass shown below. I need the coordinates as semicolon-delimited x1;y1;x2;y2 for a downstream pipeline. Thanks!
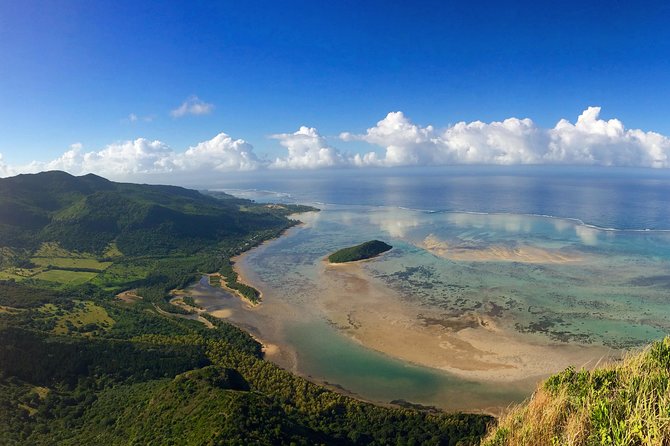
483;337;670;446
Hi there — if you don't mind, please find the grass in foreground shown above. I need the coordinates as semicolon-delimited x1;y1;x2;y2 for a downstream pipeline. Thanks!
483;337;670;445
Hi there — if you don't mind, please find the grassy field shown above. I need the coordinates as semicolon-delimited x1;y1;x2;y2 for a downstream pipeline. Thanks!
0;242;116;288
34;269;99;286
46;301;114;334
102;242;123;258
33;301;116;335
31;257;112;270
34;242;82;258
91;260;155;289
31;242;114;271
0;270;26;281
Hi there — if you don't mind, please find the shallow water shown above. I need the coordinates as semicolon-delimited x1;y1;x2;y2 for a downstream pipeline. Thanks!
244;207;670;349
186;258;530;413
283;320;526;412
214;205;670;410
191;167;670;411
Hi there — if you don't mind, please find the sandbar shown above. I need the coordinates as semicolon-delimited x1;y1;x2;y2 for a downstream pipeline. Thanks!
419;234;583;264
318;260;610;382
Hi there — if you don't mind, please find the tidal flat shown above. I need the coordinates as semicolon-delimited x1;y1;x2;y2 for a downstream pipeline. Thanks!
183;205;670;413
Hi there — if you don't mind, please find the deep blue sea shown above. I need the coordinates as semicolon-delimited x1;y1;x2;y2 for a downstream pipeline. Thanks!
209;166;670;230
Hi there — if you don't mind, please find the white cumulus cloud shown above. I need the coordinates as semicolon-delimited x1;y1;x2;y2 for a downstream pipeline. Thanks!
42;139;177;177
270;126;347;169
343;107;670;168
3;107;670;183
126;113;154;123
176;132;259;171
0;133;260;181
170;96;215;118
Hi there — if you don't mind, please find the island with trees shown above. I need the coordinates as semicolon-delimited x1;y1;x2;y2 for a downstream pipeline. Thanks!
328;240;393;263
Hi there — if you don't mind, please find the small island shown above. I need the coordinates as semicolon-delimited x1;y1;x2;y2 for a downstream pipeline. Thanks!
327;240;393;263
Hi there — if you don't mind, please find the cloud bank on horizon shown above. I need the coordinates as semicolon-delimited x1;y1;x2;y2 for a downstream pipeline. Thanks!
2;107;669;180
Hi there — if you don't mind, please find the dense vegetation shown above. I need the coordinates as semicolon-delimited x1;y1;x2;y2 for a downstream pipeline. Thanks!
483;338;670;445
0;170;310;256
328;240;393;263
220;260;261;303
0;171;491;445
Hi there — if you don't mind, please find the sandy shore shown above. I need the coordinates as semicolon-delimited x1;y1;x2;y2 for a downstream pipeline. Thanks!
207;272;260;308
226;231;612;384
317;261;610;382
420;234;583;264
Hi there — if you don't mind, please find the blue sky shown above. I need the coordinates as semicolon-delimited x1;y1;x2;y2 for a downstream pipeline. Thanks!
1;0;670;177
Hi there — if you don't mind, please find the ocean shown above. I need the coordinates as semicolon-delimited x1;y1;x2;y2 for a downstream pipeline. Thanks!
210;165;670;230
193;166;670;412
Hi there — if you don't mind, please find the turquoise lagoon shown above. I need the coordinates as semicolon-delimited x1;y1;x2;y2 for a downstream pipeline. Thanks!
202;203;670;411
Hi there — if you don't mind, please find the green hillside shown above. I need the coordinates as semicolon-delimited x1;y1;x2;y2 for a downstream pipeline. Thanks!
0;170;301;255
0;171;491;445
328;240;393;263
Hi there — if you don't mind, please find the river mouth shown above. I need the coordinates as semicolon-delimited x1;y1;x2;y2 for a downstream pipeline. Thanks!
183;205;670;413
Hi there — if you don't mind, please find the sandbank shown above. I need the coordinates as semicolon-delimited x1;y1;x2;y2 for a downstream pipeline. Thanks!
420;234;583;264
319;261;610;383
115;289;142;303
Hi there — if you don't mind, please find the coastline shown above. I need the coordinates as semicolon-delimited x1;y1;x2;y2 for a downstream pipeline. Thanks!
208;213;315;307
228;234;612;383
209;272;261;307
182;206;623;413
228;215;313;306
204;217;313;373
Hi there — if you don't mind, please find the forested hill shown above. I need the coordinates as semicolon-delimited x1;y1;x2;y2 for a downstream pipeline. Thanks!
328;240;393;263
0;170;301;255
0;171;492;445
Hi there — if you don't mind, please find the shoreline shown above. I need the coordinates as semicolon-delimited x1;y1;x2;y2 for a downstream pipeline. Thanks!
208;272;260;308
229;229;615;382
186;207;621;413
227;215;313;306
